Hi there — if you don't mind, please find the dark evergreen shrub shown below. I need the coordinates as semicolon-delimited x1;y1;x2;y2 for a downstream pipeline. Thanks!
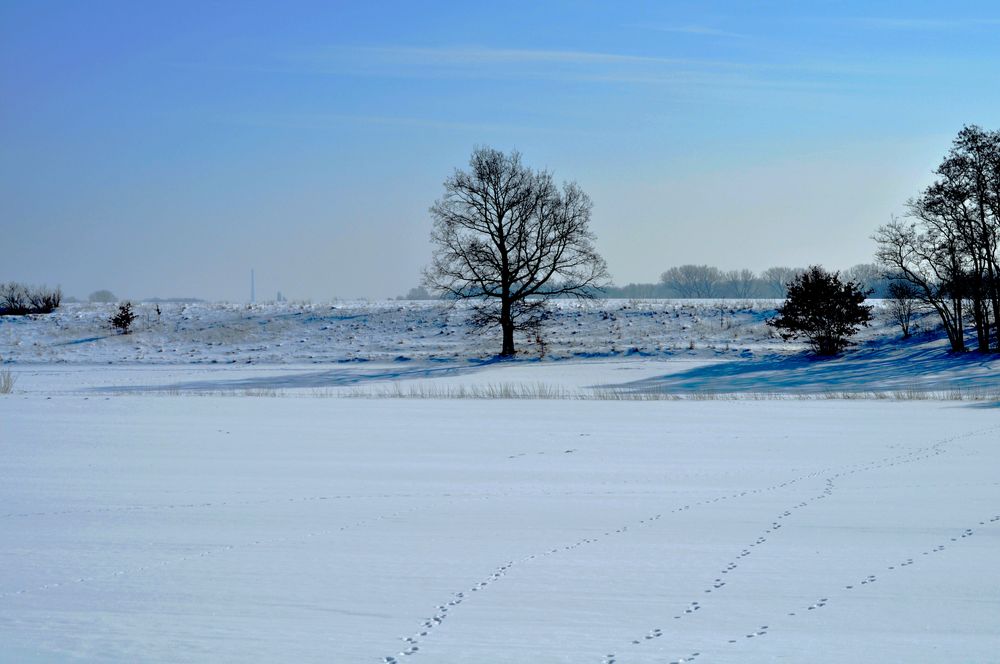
767;266;873;356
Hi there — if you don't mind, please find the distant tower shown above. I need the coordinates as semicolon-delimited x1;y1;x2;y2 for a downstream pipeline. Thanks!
250;269;255;303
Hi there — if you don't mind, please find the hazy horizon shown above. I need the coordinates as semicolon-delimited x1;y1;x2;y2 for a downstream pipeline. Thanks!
4;1;1000;301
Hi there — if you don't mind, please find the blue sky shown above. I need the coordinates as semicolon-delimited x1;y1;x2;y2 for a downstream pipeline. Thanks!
3;1;1000;300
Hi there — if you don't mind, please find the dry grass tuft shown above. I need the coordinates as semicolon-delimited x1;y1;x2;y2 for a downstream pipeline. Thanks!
0;368;15;394
345;382;576;400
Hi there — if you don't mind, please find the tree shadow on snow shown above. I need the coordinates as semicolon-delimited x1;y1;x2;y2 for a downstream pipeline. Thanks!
99;357;506;394
602;335;1000;395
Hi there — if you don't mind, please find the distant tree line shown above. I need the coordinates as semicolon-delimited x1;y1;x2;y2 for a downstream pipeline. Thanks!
142;296;204;304
402;264;891;301
88;289;117;303
609;264;890;300
875;125;1000;352
83;292;203;304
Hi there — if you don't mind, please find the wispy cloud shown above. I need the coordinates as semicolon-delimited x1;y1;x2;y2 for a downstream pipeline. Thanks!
220;111;558;135
841;17;1000;31
276;44;882;88
629;24;749;39
284;45;703;69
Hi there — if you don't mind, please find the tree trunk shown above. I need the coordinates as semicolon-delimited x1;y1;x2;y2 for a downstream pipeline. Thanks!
988;269;1000;351
993;297;1000;352
945;326;965;352
973;297;990;352
500;299;516;357
951;297;966;352
924;297;963;352
958;306;966;352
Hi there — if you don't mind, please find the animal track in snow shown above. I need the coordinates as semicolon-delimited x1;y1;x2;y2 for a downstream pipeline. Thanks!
380;467;835;661
384;426;1000;663
383;461;850;662
616;476;836;660
602;427;996;664
719;512;1000;658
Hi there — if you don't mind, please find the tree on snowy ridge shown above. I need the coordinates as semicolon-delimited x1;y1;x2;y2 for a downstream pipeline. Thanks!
424;146;609;357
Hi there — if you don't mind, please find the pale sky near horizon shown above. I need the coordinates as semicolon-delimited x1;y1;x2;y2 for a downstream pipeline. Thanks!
3;1;1000;301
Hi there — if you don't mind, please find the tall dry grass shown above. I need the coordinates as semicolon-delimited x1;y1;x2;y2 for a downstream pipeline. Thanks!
0;368;15;394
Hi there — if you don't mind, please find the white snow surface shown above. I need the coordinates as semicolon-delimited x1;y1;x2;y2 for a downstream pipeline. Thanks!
2;300;1000;662
2;397;999;663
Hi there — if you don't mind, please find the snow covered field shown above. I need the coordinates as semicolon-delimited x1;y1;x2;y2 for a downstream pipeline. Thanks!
3;396;999;663
3;299;1000;396
2;299;790;366
2;301;999;663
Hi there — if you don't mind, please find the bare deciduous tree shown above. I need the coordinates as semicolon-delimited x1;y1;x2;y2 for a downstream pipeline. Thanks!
877;125;1000;353
844;263;890;298
723;268;757;298
932;125;1000;351
660;264;722;298
424;147;609;357
760;266;805;298
886;281;919;339
874;216;966;351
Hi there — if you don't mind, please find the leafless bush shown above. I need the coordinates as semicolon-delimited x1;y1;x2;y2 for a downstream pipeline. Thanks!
0;283;27;314
0;370;13;394
0;282;61;315
29;287;62;313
